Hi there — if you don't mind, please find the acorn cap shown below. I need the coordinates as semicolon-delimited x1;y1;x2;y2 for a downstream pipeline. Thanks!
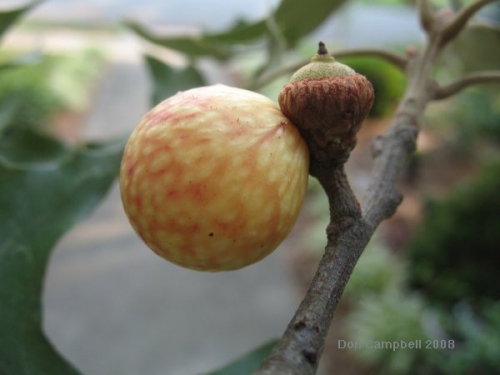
278;42;374;167
289;42;354;82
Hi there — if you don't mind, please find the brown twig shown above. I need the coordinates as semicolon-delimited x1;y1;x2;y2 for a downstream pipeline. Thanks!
440;0;498;46
434;70;500;100
418;0;436;33
253;38;436;375
255;165;364;375
251;0;497;374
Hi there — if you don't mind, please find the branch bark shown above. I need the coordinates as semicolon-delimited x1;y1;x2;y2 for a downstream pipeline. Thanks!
251;1;497;374
434;70;500;100
440;0;498;46
418;0;435;33
254;165;366;375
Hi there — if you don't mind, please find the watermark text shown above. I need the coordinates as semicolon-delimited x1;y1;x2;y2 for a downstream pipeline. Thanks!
337;339;455;351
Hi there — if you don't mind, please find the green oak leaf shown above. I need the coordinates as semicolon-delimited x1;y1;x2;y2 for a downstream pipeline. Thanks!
126;0;346;60
0;134;125;375
201;340;277;375
451;22;500;72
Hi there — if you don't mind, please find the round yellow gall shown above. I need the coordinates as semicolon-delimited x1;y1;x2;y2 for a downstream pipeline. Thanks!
120;84;309;271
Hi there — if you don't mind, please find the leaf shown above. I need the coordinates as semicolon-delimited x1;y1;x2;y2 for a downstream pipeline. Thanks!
125;21;233;60
0;127;70;164
0;134;125;375
0;96;20;134
0;1;40;39
125;17;268;60
144;55;206;105
450;22;500;72
272;0;347;45
127;0;346;60
201;340;277;375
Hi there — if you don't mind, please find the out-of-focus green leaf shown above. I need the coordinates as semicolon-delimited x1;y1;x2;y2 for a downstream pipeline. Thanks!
0;56;62;131
127;0;346;60
0;132;125;375
144;55;206;105
125;19;267;60
125;21;232;60
202;0;348;47
272;0;346;45
0;96;19;133
450;22;500;72
0;1;39;38
0;127;69;163
202;340;277;375
207;18;268;44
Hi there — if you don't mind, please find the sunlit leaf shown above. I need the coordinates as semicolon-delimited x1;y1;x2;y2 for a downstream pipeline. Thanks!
201;340;277;375
0;133;125;375
144;55;206;106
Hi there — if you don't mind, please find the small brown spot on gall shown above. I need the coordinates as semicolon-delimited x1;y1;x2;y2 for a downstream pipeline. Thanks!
209;232;214;237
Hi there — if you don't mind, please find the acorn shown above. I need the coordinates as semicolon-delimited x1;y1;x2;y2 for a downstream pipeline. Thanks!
278;42;374;169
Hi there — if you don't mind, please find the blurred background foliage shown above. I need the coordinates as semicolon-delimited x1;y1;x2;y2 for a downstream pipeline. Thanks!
0;0;499;374
0;48;103;126
0;48;105;164
408;159;500;309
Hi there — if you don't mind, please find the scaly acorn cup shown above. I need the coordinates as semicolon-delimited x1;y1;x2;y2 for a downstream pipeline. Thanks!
278;42;375;172
120;85;309;271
